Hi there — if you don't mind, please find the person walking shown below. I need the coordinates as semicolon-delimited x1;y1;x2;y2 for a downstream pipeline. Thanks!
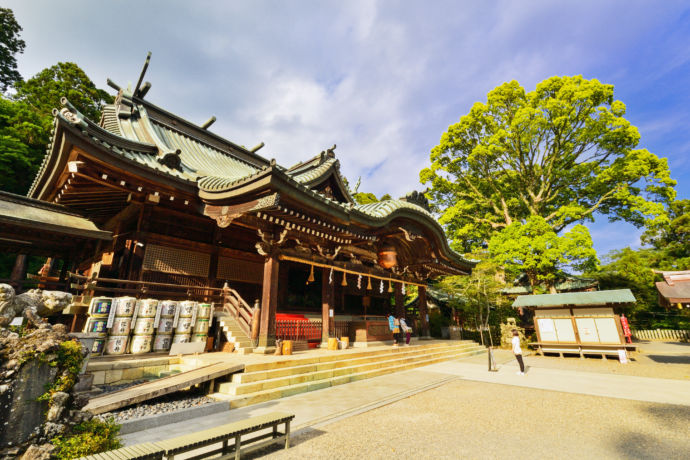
512;329;525;375
400;317;411;345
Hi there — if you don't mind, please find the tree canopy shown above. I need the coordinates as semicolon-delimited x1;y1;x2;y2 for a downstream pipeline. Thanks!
0;8;25;92
489;215;598;291
421;76;676;251
0;62;113;195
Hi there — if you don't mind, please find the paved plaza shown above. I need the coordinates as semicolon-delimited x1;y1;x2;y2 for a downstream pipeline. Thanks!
121;344;690;459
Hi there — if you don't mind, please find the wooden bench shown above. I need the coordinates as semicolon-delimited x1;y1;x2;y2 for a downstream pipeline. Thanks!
78;412;295;460
529;342;637;359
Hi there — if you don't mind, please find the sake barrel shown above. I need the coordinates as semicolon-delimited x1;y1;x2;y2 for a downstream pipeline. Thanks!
158;300;178;318
282;340;293;355
91;335;106;355
130;335;153;354
178;301;197;318
152;334;173;352
194;318;210;334
133;317;155;335
89;297;112;316
172;334;190;344
112;297;136;317
190;333;208;343
175;317;194;334
340;337;350;349
104;335;129;355
196;303;212;319
85;317;108;334
157;317;175;334
327;337;338;350
110;316;132;336
136;299;159;318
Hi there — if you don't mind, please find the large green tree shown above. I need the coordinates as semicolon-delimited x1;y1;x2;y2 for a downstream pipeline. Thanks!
421;76;676;252
0;7;25;92
489;216;598;291
0;62;113;195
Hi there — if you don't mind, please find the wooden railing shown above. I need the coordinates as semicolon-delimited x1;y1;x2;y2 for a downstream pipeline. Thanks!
221;283;254;339
69;273;224;302
632;329;690;342
275;320;351;342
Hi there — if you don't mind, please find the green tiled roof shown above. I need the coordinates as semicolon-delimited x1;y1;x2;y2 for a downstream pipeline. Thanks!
354;199;434;219
512;289;636;308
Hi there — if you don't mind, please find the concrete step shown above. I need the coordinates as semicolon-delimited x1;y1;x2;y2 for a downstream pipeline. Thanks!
242;341;478;373
210;346;485;407
231;343;483;384
218;345;484;395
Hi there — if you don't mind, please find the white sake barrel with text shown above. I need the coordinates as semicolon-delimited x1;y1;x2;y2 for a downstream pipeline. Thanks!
112;297;136;317
133;317;155;335
136;299;159;318
194;318;210;334
175;317;194;334
105;335;129;355
178;301;197;318
196;303;212;319
153;334;173;352
172;334;190;344
110;317;132;336
157;317;175;334
130;335;153;354
158;300;178;318
89;297;112;316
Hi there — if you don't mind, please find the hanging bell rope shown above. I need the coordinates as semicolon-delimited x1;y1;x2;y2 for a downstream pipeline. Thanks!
341;272;348;286
367;276;372;290
329;267;334;284
357;274;362;289
387;279;393;293
306;264;315;284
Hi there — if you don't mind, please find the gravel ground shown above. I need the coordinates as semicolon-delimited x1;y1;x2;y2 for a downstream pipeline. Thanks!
249;380;690;460
95;384;214;423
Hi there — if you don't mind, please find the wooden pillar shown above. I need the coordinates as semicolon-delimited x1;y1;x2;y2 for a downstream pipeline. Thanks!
10;254;28;293
394;282;405;319
257;254;279;352
321;268;333;345
418;285;431;339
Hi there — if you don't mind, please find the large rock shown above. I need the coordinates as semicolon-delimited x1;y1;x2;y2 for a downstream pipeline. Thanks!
19;443;54;460
0;286;72;327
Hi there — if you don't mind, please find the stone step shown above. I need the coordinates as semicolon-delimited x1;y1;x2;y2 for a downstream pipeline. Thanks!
210;347;485;407
232;343;483;384
218;345;484;395
242;341;478;373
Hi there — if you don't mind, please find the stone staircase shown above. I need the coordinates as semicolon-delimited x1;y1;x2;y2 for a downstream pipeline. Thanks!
210;341;485;408
216;312;254;354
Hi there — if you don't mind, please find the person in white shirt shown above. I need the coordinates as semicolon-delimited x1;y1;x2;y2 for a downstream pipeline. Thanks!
512;329;525;375
399;317;411;345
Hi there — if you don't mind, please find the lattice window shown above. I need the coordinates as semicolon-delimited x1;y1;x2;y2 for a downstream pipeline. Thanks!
217;257;263;284
142;244;210;277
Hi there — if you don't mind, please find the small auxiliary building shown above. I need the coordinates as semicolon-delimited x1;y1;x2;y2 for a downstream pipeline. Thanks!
513;289;636;358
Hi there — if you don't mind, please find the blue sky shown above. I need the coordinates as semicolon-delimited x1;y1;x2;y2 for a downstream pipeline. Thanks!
6;1;690;260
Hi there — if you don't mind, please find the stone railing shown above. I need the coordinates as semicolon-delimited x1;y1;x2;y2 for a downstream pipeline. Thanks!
632;329;690;342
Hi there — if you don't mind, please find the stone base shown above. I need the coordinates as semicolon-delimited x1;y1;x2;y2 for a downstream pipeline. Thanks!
252;346;276;354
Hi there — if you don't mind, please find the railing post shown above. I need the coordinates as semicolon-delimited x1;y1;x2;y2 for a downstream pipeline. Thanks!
251;299;261;346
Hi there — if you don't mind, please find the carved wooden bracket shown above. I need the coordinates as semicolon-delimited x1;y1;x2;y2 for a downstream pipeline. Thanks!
204;193;280;228
256;228;289;256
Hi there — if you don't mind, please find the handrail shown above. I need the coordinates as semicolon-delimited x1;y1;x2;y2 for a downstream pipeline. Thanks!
221;283;254;339
69;272;225;291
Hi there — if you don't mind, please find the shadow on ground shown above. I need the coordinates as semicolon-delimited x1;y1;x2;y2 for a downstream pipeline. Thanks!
243;427;327;459
645;354;690;364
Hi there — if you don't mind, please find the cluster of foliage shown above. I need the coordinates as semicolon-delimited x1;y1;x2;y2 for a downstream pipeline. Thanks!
489;216;598;291
432;256;515;343
352;191;391;205
588;200;690;329
52;418;122;460
38;339;84;402
0;8;113;195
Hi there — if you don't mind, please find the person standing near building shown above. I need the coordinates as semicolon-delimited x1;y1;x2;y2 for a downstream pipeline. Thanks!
400;317;411;345
512;329;525;375
388;313;399;347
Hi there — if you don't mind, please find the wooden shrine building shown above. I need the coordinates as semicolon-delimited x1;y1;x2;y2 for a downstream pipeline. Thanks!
24;75;474;351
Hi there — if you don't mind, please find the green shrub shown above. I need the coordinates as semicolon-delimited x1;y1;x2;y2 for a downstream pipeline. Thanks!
429;310;451;338
52;418;122;459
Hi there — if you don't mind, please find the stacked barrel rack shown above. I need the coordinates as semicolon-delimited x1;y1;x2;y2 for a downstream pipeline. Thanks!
82;297;214;355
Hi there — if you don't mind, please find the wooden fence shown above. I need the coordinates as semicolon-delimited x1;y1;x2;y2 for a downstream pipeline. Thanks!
631;329;690;342
275;320;351;342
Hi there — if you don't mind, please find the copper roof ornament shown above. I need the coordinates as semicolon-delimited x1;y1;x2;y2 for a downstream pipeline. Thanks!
377;241;397;269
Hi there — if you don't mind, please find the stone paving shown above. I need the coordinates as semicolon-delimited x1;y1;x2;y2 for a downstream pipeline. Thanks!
121;344;690;451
